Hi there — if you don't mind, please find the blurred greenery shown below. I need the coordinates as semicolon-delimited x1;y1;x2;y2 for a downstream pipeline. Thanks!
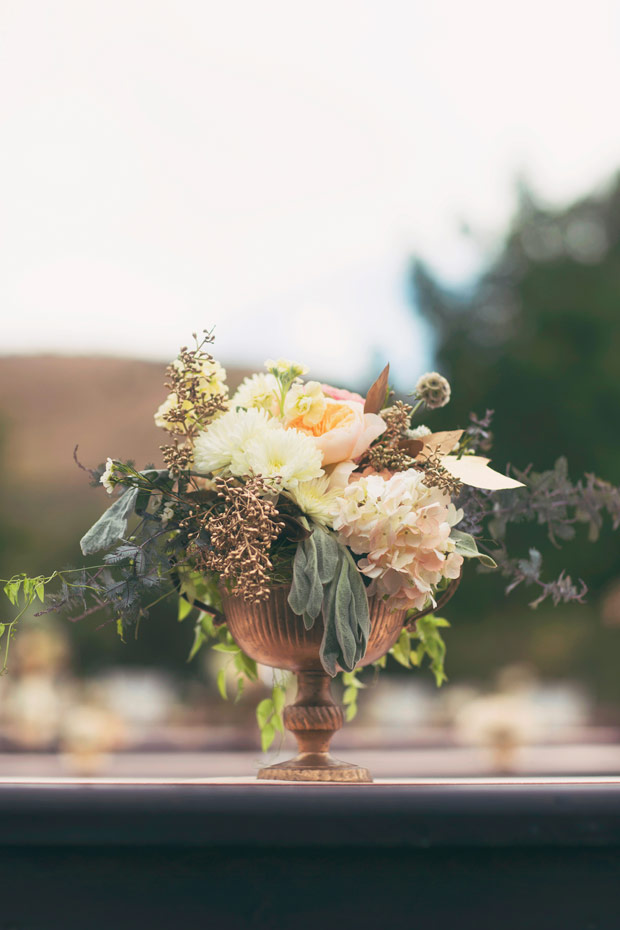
411;176;620;706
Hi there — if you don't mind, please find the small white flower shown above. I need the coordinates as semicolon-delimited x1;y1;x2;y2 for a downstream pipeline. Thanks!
160;503;175;526
408;424;431;439
100;458;118;494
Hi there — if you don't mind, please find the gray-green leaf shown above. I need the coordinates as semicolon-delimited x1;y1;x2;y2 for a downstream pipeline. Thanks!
80;488;140;555
451;529;497;567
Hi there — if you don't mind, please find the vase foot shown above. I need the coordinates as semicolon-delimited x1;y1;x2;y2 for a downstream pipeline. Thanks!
258;752;372;783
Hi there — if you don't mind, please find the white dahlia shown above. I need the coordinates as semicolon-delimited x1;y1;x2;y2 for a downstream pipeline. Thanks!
243;427;324;490
285;475;343;526
193;407;279;475
231;372;280;416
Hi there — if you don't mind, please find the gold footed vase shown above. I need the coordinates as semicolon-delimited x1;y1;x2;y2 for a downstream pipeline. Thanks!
220;585;407;783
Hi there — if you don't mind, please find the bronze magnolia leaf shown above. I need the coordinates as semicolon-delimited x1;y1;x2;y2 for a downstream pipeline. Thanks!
364;363;390;415
399;438;424;457
415;429;464;458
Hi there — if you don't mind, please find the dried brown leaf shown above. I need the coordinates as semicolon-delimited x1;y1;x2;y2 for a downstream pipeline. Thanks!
364;363;390;415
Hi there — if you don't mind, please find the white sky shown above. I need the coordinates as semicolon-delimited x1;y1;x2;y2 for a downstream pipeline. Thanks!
2;0;620;388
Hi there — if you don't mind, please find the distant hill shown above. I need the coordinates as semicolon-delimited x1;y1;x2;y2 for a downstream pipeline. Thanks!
0;355;248;576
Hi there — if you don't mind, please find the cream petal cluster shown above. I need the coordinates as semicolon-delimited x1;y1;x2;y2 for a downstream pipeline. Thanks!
154;358;228;432
331;469;463;612
283;380;327;427
231;372;280;417
193;408;279;475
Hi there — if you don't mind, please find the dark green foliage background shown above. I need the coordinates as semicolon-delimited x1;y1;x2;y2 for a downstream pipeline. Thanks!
411;178;620;706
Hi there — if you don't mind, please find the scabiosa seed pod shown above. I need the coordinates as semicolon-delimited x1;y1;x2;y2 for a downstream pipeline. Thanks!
414;372;451;409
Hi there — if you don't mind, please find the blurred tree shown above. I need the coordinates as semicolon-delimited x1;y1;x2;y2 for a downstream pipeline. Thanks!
411;176;620;702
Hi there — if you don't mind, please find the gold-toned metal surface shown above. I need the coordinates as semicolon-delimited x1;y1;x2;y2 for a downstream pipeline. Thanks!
220;585;408;783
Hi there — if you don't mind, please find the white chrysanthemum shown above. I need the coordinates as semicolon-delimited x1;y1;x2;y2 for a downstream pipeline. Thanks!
285;476;343;526
193;408;279;475
243;427;324;490
100;458;118;494
231;372;280;416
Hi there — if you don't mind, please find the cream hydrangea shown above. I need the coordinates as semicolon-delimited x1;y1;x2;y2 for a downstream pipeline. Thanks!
231;372;280;416
243;427;324;490
331;469;463;611
193;408;279;475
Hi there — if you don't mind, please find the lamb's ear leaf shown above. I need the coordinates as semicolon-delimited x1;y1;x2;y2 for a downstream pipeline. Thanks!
288;534;323;623
364;363;390;415
80;488;140;555
319;547;370;676
313;526;341;584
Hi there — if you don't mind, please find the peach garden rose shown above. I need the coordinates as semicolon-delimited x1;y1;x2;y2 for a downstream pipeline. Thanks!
286;397;385;466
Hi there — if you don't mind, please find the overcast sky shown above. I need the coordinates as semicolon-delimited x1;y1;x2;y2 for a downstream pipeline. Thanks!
2;0;620;388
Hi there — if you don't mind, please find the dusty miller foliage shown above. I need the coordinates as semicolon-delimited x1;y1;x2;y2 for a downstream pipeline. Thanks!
456;410;620;608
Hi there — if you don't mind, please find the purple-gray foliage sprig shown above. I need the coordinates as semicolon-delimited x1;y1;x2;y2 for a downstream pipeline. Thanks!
456;421;620;608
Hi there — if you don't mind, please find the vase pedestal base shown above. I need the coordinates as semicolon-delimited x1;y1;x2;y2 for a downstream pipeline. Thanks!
258;752;372;783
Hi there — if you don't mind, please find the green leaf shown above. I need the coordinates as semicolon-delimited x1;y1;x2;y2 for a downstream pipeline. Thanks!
0;624;5;640
272;712;284;735
450;529;497;567
80;487;140;555
343;685;358;704
178;597;193;621
3;581;20;606
234;650;258;681
390;629;411;668
256;698;274;730
187;623;206;662
35;582;45;603
272;685;286;715
345;702;358;722
261;722;276;753
217;667;228;700
212;642;240;654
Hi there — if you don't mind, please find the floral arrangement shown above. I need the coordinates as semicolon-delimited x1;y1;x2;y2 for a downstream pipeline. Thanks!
3;330;620;749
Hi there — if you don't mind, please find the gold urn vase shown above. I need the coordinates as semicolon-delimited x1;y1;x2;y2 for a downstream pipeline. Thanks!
220;585;407;783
